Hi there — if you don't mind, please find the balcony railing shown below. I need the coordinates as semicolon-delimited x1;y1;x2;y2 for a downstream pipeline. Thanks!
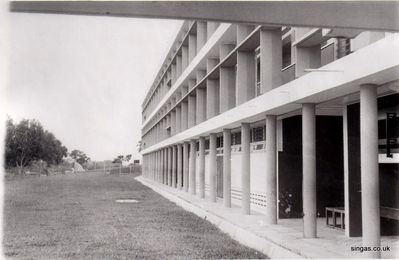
282;63;296;84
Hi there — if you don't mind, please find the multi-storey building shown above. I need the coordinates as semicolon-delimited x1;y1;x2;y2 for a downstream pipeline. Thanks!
140;21;398;257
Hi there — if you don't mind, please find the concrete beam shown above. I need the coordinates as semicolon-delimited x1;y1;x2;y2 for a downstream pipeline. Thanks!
11;1;399;31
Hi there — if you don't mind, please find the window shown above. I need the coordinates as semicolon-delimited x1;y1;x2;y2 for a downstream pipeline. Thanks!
377;94;399;156
205;139;210;150
378;113;399;155
251;126;265;142
282;42;292;68
336;38;351;59
231;132;242;145
217;136;224;148
255;48;261;96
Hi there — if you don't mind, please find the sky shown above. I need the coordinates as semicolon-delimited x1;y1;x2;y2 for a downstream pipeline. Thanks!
5;12;183;161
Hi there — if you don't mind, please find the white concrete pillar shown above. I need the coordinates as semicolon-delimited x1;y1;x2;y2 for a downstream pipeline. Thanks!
236;51;256;105
219;66;236;113
161;149;165;184
153;152;156;181
188;34;197;62
145;154;148;178
162;118;168;140
295;45;321;77
223;129;232;208
142;155;146;178
152;152;156;181
149;153;152;180
176;91;182;102
207;58;219;73
177;144;183;189
168;147;172;186
265;115;277;224
260;28;282;93
175;106;181;134
182;46;188;71
172;145;177;188
302;103;317;238
197;21;207;53
148;154;151;179
220;44;235;61
237;24;255;43
156;151;159;182
176;54;182;78
342;105;351;237
158;150;162;182
171;110;176;136
181;101;188;131
241;123;251;214
189;140;197;195
196;88;207;124
209;133;217;202
181;85;188;96
183;142;189;192
360;84;380;257
188;94;196;128
157;151;160;182
206;79;220;119
198;136;206;198
171;63;177;84
188;78;196;91
196;70;206;83
155;151;158;181
207;22;219;39
159;121;163;142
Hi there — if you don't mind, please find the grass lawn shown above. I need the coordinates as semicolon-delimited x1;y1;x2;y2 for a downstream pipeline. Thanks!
3;171;267;259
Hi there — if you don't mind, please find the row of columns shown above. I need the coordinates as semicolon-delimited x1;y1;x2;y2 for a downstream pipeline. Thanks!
142;84;380;256
143;26;283;147
142;21;220;145
143;117;278;220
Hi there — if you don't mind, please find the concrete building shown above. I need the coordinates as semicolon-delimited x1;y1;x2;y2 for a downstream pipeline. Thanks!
9;1;399;258
140;21;399;258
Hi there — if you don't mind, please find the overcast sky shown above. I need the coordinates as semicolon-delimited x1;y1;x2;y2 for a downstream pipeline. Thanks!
6;12;183;161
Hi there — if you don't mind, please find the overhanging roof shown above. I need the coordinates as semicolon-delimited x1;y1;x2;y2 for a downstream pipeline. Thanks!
9;1;399;32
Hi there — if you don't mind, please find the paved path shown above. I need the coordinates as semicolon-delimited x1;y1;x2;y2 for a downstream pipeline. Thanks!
4;172;266;259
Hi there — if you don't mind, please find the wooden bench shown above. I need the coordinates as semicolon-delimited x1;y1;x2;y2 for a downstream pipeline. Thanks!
380;206;399;220
326;207;345;230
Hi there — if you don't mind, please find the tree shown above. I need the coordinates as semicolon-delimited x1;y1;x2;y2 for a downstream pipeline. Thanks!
5;117;68;173
69;150;90;166
112;155;124;164
112;154;132;164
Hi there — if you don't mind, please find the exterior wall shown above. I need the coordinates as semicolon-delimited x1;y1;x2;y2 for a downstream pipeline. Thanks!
278;115;344;219
231;148;269;213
